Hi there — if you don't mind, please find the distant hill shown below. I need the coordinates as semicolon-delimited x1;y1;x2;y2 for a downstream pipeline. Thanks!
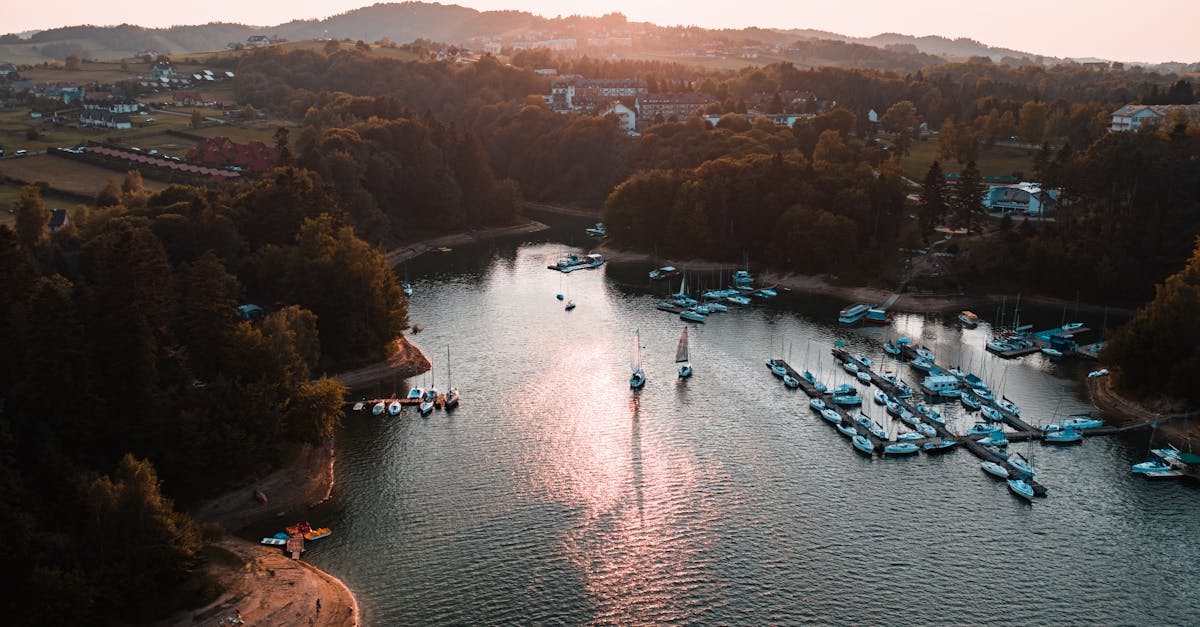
0;1;1188;69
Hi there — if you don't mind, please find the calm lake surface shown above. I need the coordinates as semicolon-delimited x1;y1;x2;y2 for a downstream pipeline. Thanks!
307;217;1200;625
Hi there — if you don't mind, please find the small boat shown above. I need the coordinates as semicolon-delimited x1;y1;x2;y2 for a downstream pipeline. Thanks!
899;410;920;427
923;409;945;425
852;434;875;455
883;342;901;356
402;282;414;297
388;400;402;416
981;461;1009;479
565;300;576;311
1041;347;1063;358
884;442;920;455
1062;322;1084;332
1132;459;1174;474
897;431;924;442
842;361;859;375
1044;425;1083;444
585;222;607;237
1151;446;1182;460
915;422;937;438
809;398;827;411
693;304;712;315
649;266;679;280
676;327;692;378
630;330;646;389
838;303;870;324
783;374;800;388
856;371;872;385
679;309;705;323
997;398;1020;415
885;399;903;416
958;310;980;328
801;370;826;392
767;359;787;378
821;408;843;424
923;439;957;453
865;307;892;325
915;347;935;361
1007;478;1036;500
261;537;288;546
1056;416;1104;431
831;392;863;406
419;387;436;416
836;422;858;438
852;354;872;369
911;356;934;372
981;406;1002;422
873;390;889;405
556;293;564;301
407;387;424;401
921;374;960;398
1144;469;1185;479
978;432;1009;447
726;295;752;305
443;346;460;409
706;302;728;312
372;401;386;416
756;287;778;298
732;269;755;286
961;393;981;411
975;388;993;401
833;383;856;396
1009;453;1036;477
969;422;1002;436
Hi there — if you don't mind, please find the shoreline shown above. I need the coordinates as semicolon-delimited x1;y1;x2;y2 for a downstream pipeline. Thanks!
1093;378;1200;447
174;441;359;626
385;219;550;266
596;243;1135;317
329;334;432;390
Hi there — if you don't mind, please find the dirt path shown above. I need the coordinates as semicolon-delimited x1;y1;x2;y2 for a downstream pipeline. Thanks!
385;220;550;266
327;335;431;391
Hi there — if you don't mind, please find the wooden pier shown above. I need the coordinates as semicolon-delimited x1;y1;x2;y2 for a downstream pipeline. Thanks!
773;359;887;451
349;394;456;412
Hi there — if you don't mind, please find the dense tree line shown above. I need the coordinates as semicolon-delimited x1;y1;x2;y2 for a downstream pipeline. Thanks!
0;168;409;623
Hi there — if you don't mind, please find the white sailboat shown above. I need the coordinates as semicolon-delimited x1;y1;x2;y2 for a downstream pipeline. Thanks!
630;330;646;389
443;346;460;409
676;327;692;378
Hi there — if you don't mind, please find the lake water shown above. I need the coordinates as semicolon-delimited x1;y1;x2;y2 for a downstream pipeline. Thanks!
305;217;1200;625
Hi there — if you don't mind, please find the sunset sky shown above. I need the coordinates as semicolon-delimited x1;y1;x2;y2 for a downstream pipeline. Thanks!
6;0;1199;64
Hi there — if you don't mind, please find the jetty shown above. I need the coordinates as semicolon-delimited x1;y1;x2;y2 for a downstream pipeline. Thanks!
772;359;887;451
349;394;456;412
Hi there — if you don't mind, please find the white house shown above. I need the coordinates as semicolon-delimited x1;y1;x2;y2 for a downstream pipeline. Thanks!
247;35;271;47
600;102;637;135
982;182;1059;215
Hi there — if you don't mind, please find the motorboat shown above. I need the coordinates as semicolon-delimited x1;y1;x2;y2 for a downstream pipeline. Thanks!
915;347;935;362
680;309;706;323
916;422;937;438
884;442;920;455
692;304;712;315
981;406;1003;422
585;222;607;237
836;422;858;438
783;374;800;388
1132;459;1174;474
897;431;925;442
852;435;875;455
809;398;827;411
843;361;860;375
865;307;892;325
981;461;1009;479
1062;322;1084;332
921;374;960;398
1007;478;1036;500
732;269;755;286
833;384;856;396
372;401;386;416
873;390;889;405
838;303;870;324
911;356;934;372
883;342;901;356
885;399;903;417
821;408;843;424
402;282;414;297
1044;425;1083;444
975;388;993;401
649;266;679;280
726;295;752;305
997;399;1020;415
969;422;1002;436
1053;416;1104;431
961;393;982;411
958;310;980;328
856;371;872;385
767;359;788;378
852;354;873;369
387;400;402;416
831;392;863;406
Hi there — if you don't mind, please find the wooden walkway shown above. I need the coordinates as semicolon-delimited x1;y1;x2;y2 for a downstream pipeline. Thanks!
774;360;886;451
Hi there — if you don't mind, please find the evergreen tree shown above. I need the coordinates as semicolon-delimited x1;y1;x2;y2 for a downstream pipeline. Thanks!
918;161;948;234
14;185;48;252
952;161;984;234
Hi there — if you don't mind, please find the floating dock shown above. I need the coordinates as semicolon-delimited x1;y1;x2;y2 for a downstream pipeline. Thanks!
773;359;886;451
350;394;457;412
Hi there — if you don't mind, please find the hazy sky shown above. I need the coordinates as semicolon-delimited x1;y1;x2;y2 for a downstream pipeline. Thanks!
7;0;1199;63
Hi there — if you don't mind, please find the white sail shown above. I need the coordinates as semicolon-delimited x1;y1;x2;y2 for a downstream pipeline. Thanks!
631;330;641;373
676;327;690;363
677;275;687;298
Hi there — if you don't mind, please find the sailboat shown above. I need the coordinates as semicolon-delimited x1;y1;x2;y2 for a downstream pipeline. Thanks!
443;346;460;409
420;372;437;416
372;400;386;416
630;330;646;389
556;274;564;300
676;327;692;378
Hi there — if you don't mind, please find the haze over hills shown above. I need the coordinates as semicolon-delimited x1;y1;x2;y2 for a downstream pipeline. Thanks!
0;1;1194;70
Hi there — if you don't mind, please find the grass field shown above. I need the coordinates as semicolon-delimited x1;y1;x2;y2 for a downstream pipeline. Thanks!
0;182;91;226
898;139;1035;181
0;154;168;197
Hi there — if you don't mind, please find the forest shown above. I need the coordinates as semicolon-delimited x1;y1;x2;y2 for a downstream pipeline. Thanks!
0;168;408;623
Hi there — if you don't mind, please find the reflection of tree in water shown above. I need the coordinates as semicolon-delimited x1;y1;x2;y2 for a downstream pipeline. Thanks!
630;394;644;524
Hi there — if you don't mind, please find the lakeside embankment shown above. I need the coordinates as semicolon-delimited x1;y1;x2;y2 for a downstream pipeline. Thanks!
1093;378;1200;448
172;442;358;626
330;335;432;390
385;219;550;266
596;243;1135;317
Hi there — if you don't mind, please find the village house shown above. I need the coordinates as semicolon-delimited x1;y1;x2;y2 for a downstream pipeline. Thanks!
635;93;715;126
82;92;138;113
247;35;271;47
47;208;71;233
79;109;132;129
150;61;176;82
1110;103;1200;132
982;182;1059;215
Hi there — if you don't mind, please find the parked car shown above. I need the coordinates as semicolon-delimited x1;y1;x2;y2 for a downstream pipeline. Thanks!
13;149;28;157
